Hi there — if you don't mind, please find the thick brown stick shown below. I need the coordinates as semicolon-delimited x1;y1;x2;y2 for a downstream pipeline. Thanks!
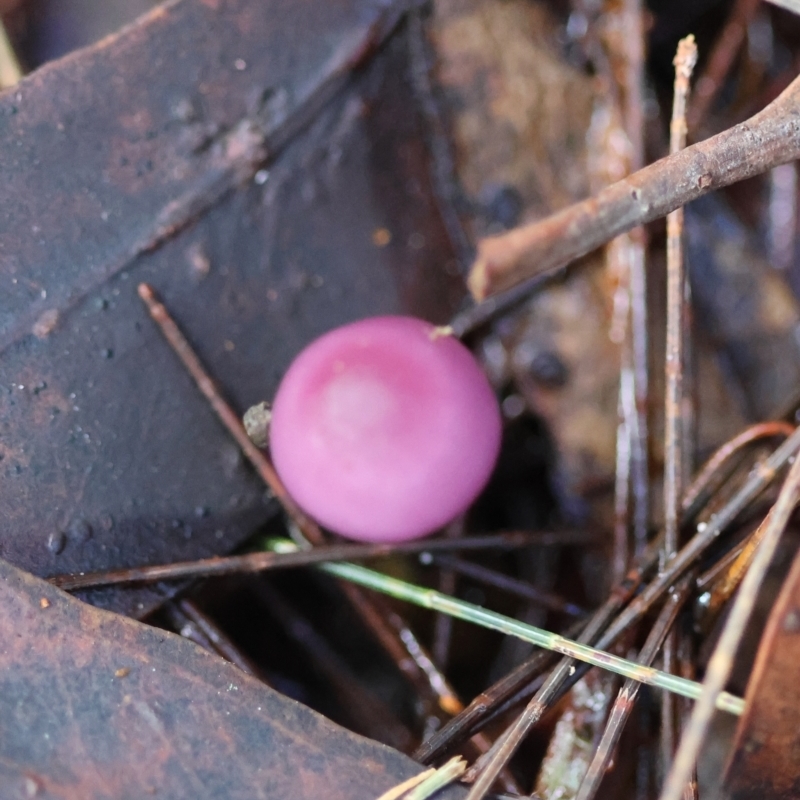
467;72;800;300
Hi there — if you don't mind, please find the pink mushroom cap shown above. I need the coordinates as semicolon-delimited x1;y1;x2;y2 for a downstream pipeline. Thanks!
269;316;502;542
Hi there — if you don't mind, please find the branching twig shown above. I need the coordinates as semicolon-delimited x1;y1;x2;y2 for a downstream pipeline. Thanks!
467;73;800;300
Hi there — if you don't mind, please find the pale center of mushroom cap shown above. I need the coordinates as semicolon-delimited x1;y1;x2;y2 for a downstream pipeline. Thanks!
320;370;400;445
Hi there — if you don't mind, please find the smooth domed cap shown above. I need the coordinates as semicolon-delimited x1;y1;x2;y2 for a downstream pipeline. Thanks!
270;316;502;542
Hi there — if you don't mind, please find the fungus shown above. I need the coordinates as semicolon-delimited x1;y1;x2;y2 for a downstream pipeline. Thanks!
269;316;502;542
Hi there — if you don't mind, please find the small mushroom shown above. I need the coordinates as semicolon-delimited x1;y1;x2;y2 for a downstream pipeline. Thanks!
269;316;502;542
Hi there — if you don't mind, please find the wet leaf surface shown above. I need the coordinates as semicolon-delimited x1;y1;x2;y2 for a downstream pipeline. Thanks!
0;0;463;616
0;556;465;800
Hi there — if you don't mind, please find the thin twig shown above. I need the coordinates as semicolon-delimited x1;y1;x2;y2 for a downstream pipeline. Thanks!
620;0;650;561
677;627;699;800
681;421;795;516
452;663;549;741
659;445;800;800
664;32;698;582
162;601;230;663
662;33;698;777
164;598;263;678
467;73;800;300
701;508;774;620
482;432;793;788
309;558;520;791
574;576;694;800
694;519;761;594
418;421;789;767
613;360;634;581
340;578;519;792
588;0;650;577
413;532;660;765
416;430;776;793
449;270;563;339
461;632;619;797
50;531;579;591
255;581;415;752
461;425;800;794
406;8;474;272
374;770;435;800
600;426;800;647
315;553;741;797
629;232;649;557
137;284;310;527
413;639;567;764
425;553;587;618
